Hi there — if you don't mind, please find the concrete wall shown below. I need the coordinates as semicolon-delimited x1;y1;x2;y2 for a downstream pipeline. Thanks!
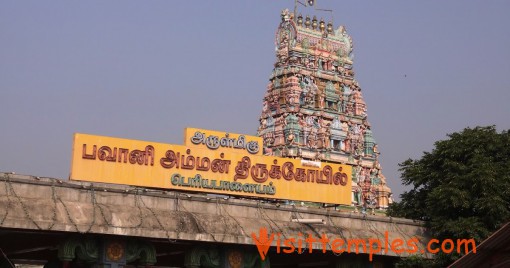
0;173;431;259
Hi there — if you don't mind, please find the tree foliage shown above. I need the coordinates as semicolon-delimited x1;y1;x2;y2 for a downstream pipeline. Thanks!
388;126;510;266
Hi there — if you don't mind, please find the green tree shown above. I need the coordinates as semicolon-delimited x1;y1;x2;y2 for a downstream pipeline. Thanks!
388;126;510;266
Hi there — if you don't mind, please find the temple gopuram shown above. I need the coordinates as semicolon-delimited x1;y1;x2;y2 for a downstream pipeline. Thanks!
257;9;392;210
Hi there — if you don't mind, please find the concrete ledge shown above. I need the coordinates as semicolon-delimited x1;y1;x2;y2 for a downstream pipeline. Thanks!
0;173;431;258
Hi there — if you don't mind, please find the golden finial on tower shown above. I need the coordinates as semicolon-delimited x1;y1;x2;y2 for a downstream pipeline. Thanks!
319;18;325;32
312;16;318;30
305;15;311;28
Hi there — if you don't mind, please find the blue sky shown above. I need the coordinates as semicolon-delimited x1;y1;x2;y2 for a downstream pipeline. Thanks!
1;1;509;200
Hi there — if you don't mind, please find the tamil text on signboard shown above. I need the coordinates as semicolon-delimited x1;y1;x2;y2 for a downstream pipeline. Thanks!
70;128;352;204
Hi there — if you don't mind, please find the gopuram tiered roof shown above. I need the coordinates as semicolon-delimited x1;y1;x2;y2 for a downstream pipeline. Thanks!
257;9;392;210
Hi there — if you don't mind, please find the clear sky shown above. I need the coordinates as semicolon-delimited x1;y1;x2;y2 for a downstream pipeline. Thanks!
1;1;509;201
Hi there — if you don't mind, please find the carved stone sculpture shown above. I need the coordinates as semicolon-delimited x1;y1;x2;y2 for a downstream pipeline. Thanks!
257;11;392;208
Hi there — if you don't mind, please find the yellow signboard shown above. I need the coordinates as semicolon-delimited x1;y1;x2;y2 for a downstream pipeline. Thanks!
70;129;352;204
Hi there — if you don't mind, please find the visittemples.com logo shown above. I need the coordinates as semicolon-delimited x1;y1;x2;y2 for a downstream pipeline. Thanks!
251;227;476;261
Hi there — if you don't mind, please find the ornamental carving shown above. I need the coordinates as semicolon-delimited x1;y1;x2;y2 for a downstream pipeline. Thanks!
257;10;393;209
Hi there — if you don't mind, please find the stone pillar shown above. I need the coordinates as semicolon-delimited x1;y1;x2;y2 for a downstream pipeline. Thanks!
184;246;220;268
184;246;269;268
57;237;99;267
124;240;156;267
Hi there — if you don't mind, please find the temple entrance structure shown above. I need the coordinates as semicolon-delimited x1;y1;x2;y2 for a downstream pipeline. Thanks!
0;8;428;268
0;174;428;268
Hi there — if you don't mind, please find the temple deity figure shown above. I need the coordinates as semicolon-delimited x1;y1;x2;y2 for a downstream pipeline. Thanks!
260;118;267;129
331;117;341;129
341;121;349;132
370;168;380;185
286;132;295;144
353;185;362;205
262;100;269;115
318;121;330;149
337;99;344;113
355;140;364;157
353;165;362;183
280;9;291;22
344;135;351;152
303;58;311;68
308;127;318;148
263;147;273;156
319;91;325;108
286;91;299;107
298;115;306;128
324;128;331;149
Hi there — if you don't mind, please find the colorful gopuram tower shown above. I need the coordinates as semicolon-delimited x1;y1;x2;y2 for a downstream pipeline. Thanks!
257;9;392;209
